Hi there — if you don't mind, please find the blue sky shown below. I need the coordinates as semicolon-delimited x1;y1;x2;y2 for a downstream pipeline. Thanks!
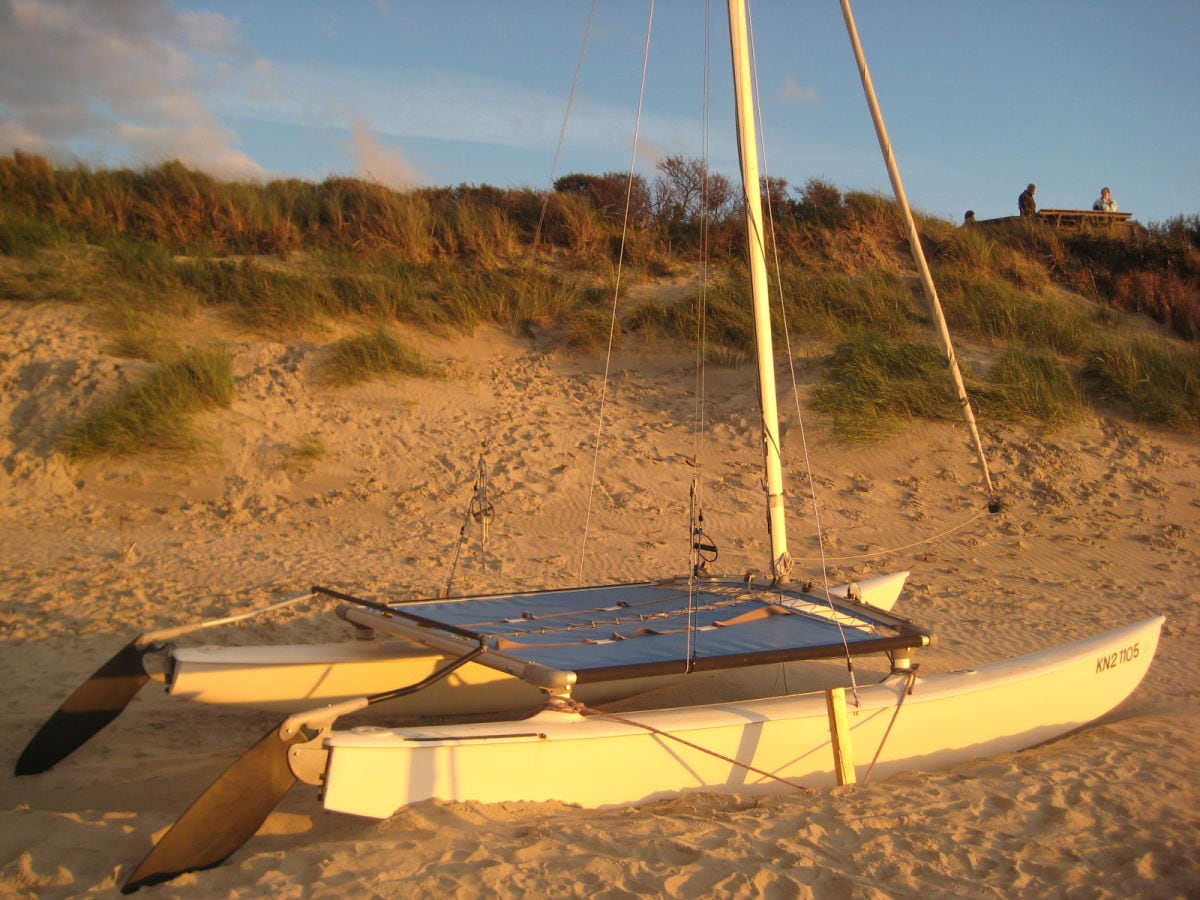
2;1;1197;225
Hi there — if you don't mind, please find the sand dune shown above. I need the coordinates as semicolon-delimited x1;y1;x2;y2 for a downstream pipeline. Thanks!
1;299;1197;897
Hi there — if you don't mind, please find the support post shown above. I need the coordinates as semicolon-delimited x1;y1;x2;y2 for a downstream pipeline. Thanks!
825;687;857;785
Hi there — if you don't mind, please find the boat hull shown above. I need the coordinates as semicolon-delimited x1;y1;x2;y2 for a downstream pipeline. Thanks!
168;639;695;716
318;616;1163;818
164;572;911;714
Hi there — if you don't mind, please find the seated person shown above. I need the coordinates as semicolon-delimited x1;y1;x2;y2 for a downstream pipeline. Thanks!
1093;187;1118;212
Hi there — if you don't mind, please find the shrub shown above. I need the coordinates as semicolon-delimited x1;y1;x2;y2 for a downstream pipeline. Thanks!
1148;214;1200;251
792;178;845;228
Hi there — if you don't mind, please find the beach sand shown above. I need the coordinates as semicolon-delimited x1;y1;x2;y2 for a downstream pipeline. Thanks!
1;299;1197;898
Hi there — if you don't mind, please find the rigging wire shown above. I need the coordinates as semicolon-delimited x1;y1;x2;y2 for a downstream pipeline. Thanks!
469;448;495;545
571;700;808;792
532;0;599;250
686;0;717;668
447;4;598;593
575;0;657;587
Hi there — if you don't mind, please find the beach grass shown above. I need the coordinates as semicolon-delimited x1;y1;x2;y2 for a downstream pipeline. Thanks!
317;325;440;386
284;432;327;473
810;329;959;442
1083;337;1200;430
3;151;1197;439
62;346;235;458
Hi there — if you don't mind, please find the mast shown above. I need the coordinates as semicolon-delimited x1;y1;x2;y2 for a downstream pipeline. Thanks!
839;0;1000;511
727;0;792;582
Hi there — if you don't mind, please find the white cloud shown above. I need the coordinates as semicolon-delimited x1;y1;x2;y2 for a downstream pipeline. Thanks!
0;0;264;178
218;55;698;175
779;76;821;107
350;120;423;189
116;122;263;181
0;119;50;155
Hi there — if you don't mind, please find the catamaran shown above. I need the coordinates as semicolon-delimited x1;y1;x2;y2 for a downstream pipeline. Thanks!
14;1;1162;893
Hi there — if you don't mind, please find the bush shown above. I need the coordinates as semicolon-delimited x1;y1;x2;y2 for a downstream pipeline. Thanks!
1148;214;1200;251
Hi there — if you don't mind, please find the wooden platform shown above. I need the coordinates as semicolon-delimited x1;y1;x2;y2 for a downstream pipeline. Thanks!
975;209;1140;236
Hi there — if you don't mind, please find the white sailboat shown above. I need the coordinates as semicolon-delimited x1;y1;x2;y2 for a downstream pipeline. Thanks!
14;2;1162;892
14;567;918;777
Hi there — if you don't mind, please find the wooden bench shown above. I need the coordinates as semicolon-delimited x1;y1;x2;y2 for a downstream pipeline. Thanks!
1037;209;1134;230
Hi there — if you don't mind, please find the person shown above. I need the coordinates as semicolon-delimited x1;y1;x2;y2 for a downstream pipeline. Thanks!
962;209;976;226
1093;186;1118;212
1018;183;1037;217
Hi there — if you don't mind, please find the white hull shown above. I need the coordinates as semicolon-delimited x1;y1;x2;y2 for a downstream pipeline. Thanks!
164;572;910;714
168;639;692;716
317;616;1163;818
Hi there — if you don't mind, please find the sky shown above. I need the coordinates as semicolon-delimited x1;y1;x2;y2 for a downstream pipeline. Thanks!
2;0;1198;225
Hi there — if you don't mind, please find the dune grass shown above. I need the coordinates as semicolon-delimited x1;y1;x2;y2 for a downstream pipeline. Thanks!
62;346;235;458
0;209;74;256
283;432;327;473
317;326;440;387
810;330;959;442
3;151;1197;441
983;347;1089;427
932;264;1096;356
1083;338;1200;430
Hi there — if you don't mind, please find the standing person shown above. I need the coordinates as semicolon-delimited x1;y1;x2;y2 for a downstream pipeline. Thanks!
1093;186;1118;212
1018;183;1037;216
962;210;976;226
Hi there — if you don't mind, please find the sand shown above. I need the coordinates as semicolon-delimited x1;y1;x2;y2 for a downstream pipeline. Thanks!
1;298;1197;898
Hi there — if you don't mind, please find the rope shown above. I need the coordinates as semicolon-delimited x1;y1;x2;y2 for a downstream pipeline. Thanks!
443;444;493;598
791;507;990;563
862;665;919;783
570;700;809;793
